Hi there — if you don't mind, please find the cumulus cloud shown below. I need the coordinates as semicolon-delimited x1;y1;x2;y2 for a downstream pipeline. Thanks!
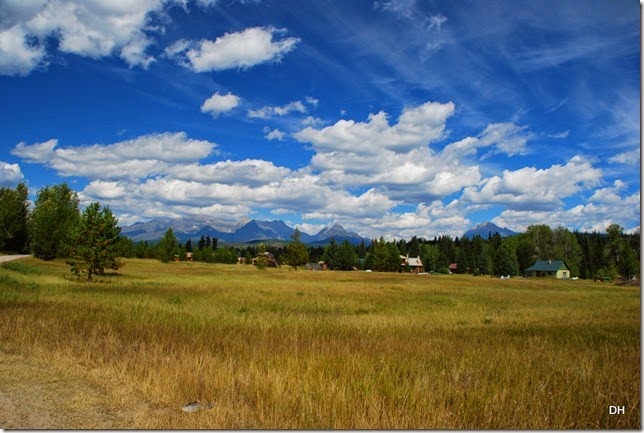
0;0;167;75
164;159;292;186
264;128;287;141
462;155;602;211
293;101;480;202
12;132;217;180
494;186;640;234
295;101;455;154
166;26;300;72
201;92;241;118
0;161;25;185
0;25;47;76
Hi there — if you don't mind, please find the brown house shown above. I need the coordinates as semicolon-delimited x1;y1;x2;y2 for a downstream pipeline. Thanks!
400;254;424;274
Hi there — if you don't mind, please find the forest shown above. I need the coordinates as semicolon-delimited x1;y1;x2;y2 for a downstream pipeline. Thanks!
0;182;640;280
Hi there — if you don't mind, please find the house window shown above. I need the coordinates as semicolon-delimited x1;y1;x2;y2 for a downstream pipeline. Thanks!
562;271;567;277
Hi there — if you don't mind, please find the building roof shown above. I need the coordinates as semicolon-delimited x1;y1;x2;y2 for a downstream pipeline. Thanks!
400;255;423;267
524;260;568;272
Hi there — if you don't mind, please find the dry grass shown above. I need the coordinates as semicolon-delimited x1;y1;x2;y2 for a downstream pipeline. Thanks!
0;258;639;429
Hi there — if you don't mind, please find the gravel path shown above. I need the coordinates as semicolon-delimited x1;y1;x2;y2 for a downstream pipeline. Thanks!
0;255;31;263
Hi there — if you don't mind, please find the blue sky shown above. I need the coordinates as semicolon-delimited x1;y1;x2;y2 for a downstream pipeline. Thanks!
0;0;640;239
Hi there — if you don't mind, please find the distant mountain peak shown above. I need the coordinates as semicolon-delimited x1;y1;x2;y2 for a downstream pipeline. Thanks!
463;222;517;239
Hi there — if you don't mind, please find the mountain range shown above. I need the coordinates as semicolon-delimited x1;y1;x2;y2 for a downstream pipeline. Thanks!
120;216;370;245
462;222;518;240
121;217;518;245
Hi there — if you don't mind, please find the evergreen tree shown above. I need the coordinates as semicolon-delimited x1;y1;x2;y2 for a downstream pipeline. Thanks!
371;237;391;272
335;239;358;270
321;237;339;269
66;202;123;280
386;242;401;272
30;183;80;260
470;235;488;275
255;242;268;269
407;236;421;258
157;228;179;263
286;228;309;270
185;239;192;253
357;239;367;258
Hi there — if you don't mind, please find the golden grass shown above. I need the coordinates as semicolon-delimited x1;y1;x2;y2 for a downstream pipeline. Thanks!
0;258;640;428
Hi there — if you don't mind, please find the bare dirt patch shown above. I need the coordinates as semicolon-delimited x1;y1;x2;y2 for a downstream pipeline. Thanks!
0;351;157;429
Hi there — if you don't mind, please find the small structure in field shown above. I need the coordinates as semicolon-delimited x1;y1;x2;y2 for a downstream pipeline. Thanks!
400;254;424;274
304;261;328;271
524;260;570;279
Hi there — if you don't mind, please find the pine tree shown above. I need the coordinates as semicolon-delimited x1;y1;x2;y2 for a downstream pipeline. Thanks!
371;237;391;272
286;228;309;270
335;239;358;270
157;228;179;263
255;242;268;269
66;202;123;280
321;237;338;269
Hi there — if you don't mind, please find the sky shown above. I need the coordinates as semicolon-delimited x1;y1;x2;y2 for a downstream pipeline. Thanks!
0;0;640;240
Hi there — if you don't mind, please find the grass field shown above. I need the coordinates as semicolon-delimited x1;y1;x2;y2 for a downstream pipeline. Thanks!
0;257;639;429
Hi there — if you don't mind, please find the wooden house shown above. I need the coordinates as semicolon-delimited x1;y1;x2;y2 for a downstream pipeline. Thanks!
524;260;570;279
400;254;424;274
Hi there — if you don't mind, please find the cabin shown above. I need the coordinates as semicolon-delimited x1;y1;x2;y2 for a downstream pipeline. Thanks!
524;260;571;279
304;261;328;271
400;255;424;274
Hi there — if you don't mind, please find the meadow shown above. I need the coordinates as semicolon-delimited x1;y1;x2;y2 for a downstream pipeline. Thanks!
0;257;639;429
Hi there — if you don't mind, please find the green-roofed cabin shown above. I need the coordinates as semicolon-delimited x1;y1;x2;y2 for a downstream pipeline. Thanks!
524;260;571;279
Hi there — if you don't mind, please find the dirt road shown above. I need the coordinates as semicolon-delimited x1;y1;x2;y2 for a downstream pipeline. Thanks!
0;254;31;263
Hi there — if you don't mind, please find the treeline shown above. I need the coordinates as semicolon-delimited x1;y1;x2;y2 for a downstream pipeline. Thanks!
123;223;640;280
1;182;640;280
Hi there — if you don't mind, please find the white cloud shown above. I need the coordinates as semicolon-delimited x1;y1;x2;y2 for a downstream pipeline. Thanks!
12;139;58;163
12;132;217;180
301;116;325;127
548;130;570;139
264;128;287;141
608;148;640;165
462;155;602;211
293;101;480;202
295;100;455;154
478;122;531;156
168;26;300;72
201;92;241;118
340;200;470;240
494;187;640;234
248;99;313;119
0;161;25;185
164;159;292;186
0;25;47;76
374;0;416;19
0;0;168;74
